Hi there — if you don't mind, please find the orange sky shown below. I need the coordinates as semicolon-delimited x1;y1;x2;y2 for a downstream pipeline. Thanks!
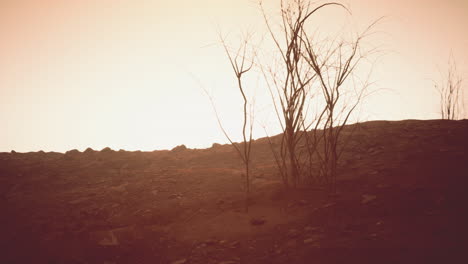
1;0;467;152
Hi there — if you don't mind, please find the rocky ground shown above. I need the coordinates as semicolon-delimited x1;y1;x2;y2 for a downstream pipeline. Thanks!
1;119;467;264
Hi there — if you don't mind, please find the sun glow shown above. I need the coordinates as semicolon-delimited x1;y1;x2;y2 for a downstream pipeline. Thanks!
1;0;467;152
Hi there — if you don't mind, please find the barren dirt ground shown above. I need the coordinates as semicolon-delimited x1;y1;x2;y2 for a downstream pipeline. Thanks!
1;120;467;264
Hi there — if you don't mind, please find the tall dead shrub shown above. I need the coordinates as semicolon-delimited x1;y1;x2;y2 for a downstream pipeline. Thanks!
435;54;464;120
202;35;255;212
259;0;378;191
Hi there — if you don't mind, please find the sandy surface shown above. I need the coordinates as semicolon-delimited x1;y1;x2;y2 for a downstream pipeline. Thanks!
1;119;467;263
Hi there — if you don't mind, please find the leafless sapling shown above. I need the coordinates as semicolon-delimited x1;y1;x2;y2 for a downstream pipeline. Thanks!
435;54;464;120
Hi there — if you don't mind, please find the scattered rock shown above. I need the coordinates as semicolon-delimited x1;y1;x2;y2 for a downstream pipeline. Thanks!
84;147;95;154
362;194;377;204
169;193;181;199
204;239;217;246
287;229;300;238
321;202;335;208
65;149;80;156
345;223;361;232
377;184;390;189
425;210;440;215
230;241;240;248
435;195;445;206
250;218;266;226
197;243;206;248
284;239;297;248
304;226;318;232
171;259;187;264
171;144;187;152
368;146;384;155
96;231;119;246
100;147;113;153
211;143;222;148
68;196;89;205
303;234;320;244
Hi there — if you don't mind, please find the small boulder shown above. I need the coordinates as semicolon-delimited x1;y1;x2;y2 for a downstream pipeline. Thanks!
84;147;95;154
303;234;320;244
65;149;80;155
250;218;266;226
101;147;114;153
304;226;318;232
229;241;240;248
204;239;217;246
64;149;80;158
362;194;377;204
287;229;300;238
171;144;187;152
171;259;187;264
95;230;119;246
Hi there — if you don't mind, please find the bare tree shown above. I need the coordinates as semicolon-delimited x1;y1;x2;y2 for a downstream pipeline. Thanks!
259;1;344;188
209;0;377;196
200;34;255;212
302;17;380;192
259;0;378;191
221;35;255;212
435;54;464;120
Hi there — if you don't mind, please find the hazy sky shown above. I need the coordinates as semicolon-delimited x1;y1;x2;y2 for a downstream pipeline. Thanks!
1;0;467;152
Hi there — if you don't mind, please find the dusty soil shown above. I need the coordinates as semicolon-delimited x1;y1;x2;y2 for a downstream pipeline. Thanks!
1;119;467;264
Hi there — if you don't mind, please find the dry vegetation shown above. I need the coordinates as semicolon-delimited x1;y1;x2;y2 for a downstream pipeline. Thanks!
217;0;381;195
435;54;464;120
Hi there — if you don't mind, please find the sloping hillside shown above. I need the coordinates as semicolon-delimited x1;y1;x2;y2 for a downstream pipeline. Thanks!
1;119;467;264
